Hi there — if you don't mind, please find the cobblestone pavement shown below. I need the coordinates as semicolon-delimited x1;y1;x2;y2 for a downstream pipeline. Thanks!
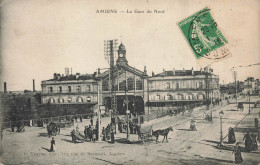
0;97;259;165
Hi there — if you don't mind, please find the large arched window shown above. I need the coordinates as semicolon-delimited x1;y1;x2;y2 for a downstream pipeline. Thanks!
49;98;55;104
58;97;64;103
77;97;83;103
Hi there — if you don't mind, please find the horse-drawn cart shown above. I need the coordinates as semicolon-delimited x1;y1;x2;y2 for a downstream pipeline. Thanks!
136;125;153;143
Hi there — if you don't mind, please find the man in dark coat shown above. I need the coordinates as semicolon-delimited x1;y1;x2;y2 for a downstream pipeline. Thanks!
84;126;88;139
80;116;82;122
102;127;106;141
250;133;258;151
111;129;114;143
243;131;252;152
50;137;55;152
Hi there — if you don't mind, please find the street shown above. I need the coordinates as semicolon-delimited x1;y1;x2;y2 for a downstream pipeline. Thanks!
1;97;260;165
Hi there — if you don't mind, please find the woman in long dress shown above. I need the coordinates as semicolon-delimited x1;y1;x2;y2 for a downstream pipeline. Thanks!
232;142;243;164
228;127;236;144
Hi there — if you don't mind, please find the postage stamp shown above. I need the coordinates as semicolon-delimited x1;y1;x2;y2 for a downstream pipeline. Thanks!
178;7;231;66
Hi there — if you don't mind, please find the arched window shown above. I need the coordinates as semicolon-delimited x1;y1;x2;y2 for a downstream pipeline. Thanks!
77;97;83;103
58;97;64;103
86;96;91;102
67;97;72;103
49;98;55;103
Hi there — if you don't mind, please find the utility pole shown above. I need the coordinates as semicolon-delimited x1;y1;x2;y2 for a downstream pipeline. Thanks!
233;70;238;109
248;78;251;114
125;69;130;140
97;82;101;141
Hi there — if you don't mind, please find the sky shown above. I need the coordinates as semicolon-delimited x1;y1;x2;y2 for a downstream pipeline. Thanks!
0;0;259;91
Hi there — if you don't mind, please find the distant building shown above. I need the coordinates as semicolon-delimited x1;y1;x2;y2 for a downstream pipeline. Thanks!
243;77;259;95
147;67;220;112
41;72;99;114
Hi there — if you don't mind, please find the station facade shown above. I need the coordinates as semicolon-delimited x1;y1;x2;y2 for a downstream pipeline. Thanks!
41;43;220;115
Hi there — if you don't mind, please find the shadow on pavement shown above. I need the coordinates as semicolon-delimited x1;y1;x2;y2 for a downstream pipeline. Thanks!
177;129;191;131
41;147;50;152
38;133;49;137
234;127;257;133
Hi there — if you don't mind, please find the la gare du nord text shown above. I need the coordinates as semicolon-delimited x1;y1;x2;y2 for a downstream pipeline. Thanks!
96;9;165;13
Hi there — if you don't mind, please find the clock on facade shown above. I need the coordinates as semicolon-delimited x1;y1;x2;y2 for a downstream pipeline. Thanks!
119;53;123;57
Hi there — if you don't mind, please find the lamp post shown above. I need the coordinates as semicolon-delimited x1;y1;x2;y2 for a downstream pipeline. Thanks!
218;110;224;147
124;96;130;140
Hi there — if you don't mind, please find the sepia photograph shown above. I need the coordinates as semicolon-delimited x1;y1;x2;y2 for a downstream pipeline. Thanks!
0;0;259;164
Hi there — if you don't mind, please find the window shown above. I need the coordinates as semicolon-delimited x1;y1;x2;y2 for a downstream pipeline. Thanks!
166;82;170;89
58;97;64;103
199;82;203;89
87;97;91;102
156;95;160;100
176;82;179;89
76;86;81;92
67;97;72;103
86;85;91;91
77;97;83;103
136;79;143;90
59;86;62;92
102;80;109;91
68;86;72;92
48;87;53;93
49;98;55;103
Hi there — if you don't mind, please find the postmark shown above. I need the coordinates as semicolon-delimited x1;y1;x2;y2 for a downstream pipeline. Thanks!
178;7;231;64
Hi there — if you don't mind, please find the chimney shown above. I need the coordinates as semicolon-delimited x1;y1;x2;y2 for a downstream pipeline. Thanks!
71;68;72;75
152;71;154;77
144;66;147;75
183;68;185;71
191;67;194;75
65;67;69;76
93;72;97;78
57;74;61;80
4;82;7;93
98;68;101;76
53;73;57;79
33;79;35;91
76;73;80;79
173;68;175;75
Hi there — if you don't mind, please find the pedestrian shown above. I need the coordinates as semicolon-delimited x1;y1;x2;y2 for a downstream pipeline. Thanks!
75;116;78;123
84;126;88;139
243;131;252;152
90;118;93;126
50;137;56;152
71;118;74;127
232;142;243;164
76;124;79;132
71;129;76;144
228;127;236;144
189;120;197;131
129;121;133;134
102;127;106;141
80;116;82;122
92;128;96;142
250;133;258;151
11;122;14;132
111;129;114;144
118;122;122;133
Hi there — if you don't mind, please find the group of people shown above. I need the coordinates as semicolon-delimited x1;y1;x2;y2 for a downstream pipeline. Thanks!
101;124;114;143
230;129;258;164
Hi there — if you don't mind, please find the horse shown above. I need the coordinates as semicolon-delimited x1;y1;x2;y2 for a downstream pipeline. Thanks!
152;126;173;143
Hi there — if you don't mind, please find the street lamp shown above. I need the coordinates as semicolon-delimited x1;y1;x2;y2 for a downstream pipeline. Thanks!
218;110;224;147
124;97;130;140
